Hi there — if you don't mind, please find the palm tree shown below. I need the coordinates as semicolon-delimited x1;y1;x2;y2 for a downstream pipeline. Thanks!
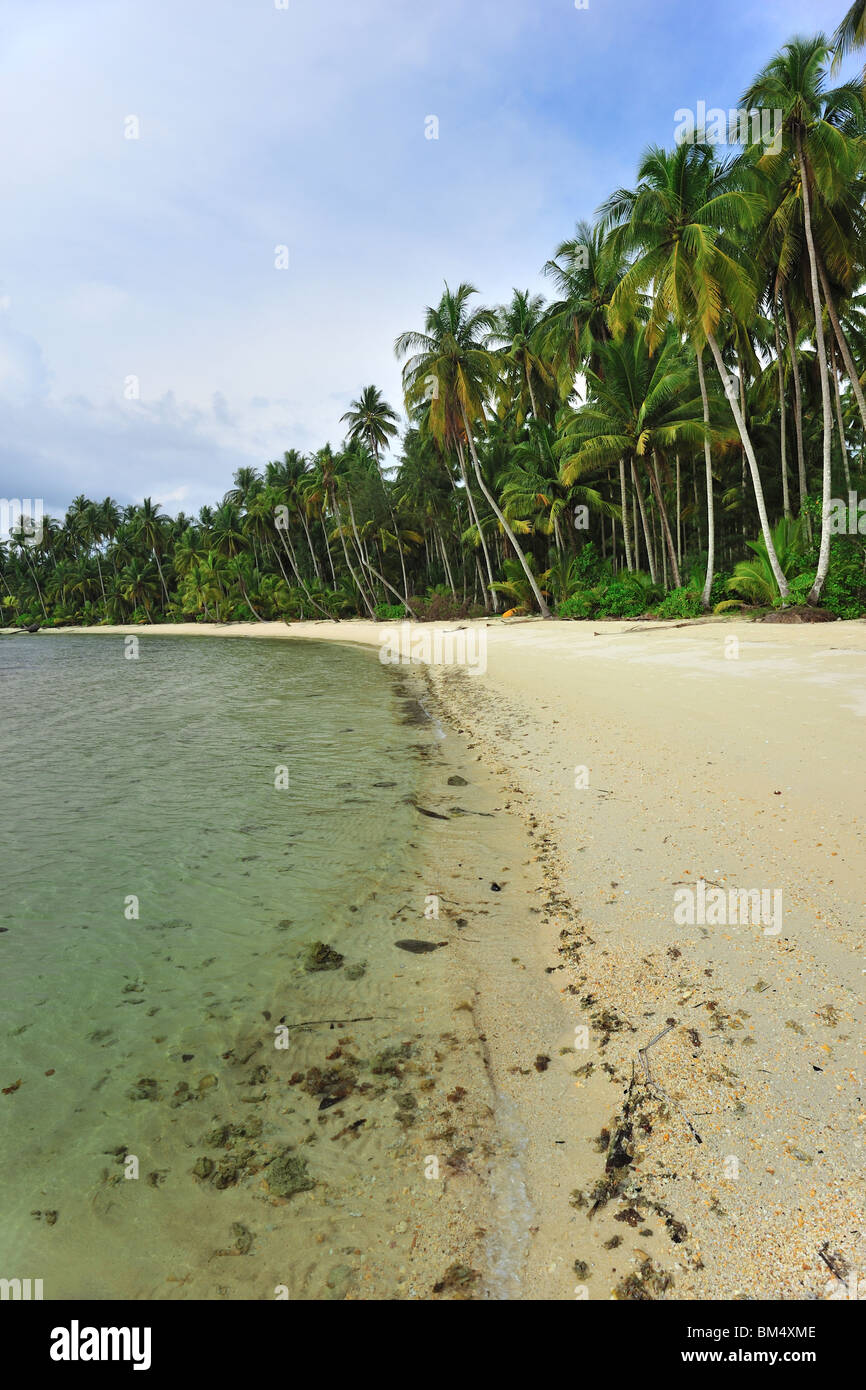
558;326;719;590
341;386;412;607
500;417;614;558
742;36;866;600
131;498;170;610
396;282;552;617
340;385;400;461
832;1;866;66
539;219;626;390
601;141;791;601
490;289;554;424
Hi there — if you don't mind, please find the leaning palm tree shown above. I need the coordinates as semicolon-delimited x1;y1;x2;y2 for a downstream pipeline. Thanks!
742;35;866;600
600;141;791;601
558;325;722;590
341;386;412;606
396;282;552;616
130;498;170;610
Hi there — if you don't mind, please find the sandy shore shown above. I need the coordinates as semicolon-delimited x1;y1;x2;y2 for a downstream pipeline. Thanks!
30;617;866;1298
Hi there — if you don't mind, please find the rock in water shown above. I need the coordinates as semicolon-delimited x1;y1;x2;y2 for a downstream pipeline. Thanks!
266;1149;315;1197
303;941;344;971
394;939;448;953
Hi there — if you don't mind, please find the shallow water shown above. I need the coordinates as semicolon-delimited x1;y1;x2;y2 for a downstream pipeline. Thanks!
0;634;428;1297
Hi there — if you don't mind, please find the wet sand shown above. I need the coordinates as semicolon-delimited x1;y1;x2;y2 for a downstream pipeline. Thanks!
31;618;866;1298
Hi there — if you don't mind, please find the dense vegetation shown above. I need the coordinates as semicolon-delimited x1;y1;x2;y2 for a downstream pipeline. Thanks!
4;15;866;627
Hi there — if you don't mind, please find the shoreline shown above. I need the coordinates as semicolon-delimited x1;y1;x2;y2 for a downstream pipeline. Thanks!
21;618;866;1298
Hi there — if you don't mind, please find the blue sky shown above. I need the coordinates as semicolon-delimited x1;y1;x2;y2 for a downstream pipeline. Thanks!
0;0;854;519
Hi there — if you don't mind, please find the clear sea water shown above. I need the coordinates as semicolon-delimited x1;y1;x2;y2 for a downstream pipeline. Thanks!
0;633;429;1297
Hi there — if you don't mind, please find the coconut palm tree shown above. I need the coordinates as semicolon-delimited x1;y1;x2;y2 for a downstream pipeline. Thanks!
539;219;626;390
490;289;555;424
742;36;866;599
600;141;791;601
131;498;171;609
396;282;552;616
558;326;722;590
832;0;866;66
341;386;412;606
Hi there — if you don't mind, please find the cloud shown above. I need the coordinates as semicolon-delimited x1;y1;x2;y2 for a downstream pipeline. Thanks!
0;0;850;516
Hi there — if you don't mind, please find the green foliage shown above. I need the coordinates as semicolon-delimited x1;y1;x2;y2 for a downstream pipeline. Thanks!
489;556;548;613
817;537;866;617
723;517;804;606
374;602;407;621
653;587;704;619
557;569;661;619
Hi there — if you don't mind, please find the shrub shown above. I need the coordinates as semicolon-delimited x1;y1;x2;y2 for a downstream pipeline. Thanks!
653;587;703;619
557;591;598;619
408;594;485;621
819;537;866;618
373;602;407;621
557;571;660;620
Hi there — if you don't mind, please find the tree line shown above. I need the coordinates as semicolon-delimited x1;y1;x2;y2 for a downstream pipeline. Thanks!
4;16;866;627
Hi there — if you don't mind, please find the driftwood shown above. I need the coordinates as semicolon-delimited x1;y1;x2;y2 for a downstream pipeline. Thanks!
638;1021;703;1144
286;1015;378;1030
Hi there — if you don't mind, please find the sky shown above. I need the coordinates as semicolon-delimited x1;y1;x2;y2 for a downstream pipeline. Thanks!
0;0;855;521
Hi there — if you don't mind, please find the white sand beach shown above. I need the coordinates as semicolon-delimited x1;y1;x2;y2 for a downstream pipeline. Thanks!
37;617;866;1298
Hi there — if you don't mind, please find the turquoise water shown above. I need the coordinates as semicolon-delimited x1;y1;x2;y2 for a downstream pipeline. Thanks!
0;634;427;1297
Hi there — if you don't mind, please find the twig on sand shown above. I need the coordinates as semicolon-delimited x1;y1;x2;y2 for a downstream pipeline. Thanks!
287;1015;380;1029
817;1242;849;1281
593;620;710;637
638;1022;703;1145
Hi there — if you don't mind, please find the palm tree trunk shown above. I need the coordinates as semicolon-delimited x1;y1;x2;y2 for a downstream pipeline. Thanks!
23;549;48;619
696;349;715;609
456;441;497;611
675;453;682;568
344;489;380;605
436;524;457;597
331;497;376;618
95;550;106;604
631;459;657;583
649;451;681;589
782;288;809;529
152;548;170;609
238;579;265;622
738;359;749;540
527;368;539;421
459;404;551;618
773;301;792;518
297;504;322;581
831;339;852;492
706;333;790;599
371;439;412;608
276;525;332;619
797;135;834;604
817;256;866;440
321;516;337;587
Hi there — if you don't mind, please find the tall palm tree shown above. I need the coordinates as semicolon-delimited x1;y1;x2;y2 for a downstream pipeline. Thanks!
490;289;554;424
341;386;412;606
601;141;791;601
558;326;720;590
131;498;170;609
539;219;626;390
743;35;866;599
396;282;552;616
